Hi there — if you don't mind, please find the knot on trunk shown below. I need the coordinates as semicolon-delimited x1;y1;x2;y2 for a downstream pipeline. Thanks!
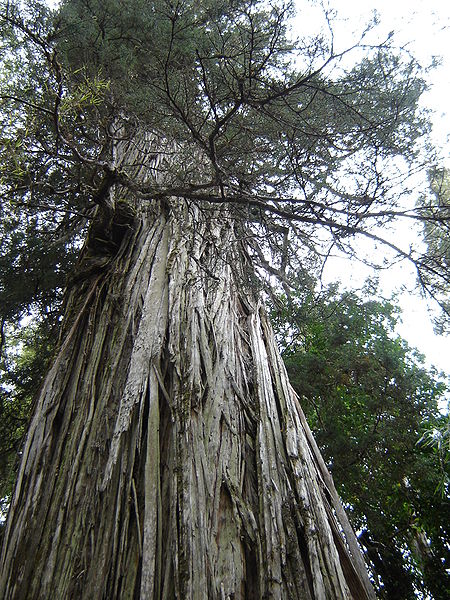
70;200;137;284
87;199;137;255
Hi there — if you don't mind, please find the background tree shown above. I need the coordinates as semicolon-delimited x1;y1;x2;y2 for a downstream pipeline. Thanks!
0;0;448;598
272;282;449;599
418;167;450;333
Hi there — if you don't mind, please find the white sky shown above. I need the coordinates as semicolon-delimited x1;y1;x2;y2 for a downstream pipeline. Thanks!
293;0;450;376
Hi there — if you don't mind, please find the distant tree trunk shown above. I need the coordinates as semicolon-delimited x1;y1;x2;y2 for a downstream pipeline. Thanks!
410;529;450;600
359;529;416;600
0;139;375;599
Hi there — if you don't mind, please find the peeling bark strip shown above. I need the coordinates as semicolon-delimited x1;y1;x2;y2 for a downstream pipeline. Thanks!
1;151;375;600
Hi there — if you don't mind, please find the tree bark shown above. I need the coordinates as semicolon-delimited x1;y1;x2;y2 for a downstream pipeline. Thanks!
1;142;375;599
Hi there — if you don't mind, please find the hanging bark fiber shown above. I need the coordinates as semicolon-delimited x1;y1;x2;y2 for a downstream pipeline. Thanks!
0;137;376;600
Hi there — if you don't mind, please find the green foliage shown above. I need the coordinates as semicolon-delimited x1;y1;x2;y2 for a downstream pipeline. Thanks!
272;284;449;599
0;318;57;515
0;0;85;327
418;414;450;497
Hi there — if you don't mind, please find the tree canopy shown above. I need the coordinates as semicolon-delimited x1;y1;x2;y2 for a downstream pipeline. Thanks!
1;0;448;318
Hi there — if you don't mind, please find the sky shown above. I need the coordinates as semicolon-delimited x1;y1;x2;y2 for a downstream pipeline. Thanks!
293;0;450;376
317;0;450;161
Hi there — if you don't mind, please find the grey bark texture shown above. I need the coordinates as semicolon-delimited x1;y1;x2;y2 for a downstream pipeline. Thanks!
0;139;376;600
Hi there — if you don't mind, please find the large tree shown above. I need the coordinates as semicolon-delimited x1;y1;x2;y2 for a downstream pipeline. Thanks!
0;0;447;598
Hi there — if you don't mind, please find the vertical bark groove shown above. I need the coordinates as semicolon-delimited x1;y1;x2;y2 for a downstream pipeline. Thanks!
1;168;375;599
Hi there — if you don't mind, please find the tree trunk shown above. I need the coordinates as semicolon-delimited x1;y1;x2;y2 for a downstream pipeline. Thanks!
359;529;415;599
1;141;375;599
410;529;450;600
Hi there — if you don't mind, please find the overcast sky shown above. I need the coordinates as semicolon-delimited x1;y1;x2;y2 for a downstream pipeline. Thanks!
292;0;450;376
325;0;449;160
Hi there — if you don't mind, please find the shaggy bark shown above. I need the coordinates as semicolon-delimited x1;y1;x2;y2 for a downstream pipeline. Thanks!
0;140;375;599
